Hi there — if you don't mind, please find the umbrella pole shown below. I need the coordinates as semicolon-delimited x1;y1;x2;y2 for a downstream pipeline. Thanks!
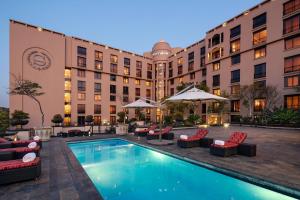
159;103;162;142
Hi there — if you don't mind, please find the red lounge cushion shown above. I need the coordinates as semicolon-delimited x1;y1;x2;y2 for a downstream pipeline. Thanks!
0;157;40;171
0;146;40;153
180;129;208;141
0;138;7;143
228;132;247;144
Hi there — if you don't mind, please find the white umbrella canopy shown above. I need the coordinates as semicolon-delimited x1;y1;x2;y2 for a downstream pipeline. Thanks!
123;99;157;108
166;87;228;102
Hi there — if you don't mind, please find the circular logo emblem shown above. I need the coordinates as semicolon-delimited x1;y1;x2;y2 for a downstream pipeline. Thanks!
24;47;52;70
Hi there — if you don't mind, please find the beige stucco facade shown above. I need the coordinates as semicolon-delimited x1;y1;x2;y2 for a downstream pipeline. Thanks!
9;0;300;127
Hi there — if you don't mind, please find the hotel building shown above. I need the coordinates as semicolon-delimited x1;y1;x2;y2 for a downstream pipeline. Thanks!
9;0;300;127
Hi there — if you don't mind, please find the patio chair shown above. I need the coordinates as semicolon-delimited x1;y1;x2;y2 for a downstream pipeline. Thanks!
0;155;41;185
0;138;42;149
177;129;208;148
134;124;158;137
210;132;247;157
146;126;174;140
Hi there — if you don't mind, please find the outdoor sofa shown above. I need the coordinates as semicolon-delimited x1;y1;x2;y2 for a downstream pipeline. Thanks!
210;132;247;157
146;126;174;140
177;129;209;148
134;124;158;137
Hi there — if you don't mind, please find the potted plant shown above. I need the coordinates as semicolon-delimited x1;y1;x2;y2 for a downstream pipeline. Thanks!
116;111;128;135
51;114;63;136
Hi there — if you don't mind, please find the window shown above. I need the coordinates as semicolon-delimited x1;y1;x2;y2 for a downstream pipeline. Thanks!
94;72;101;79
77;69;85;77
285;35;300;50
231;85;240;95
202;103;206;114
147;71;152;79
65;80;71;91
230;25;241;38
190;72;195;80
230;39;240;53
123;96;129;102
178;65;183;75
178;77;183;84
95;51;103;61
135;79;141;85
64;104;71;115
77;93;85;100
209;47;224;60
253;29;267;45
123;77;129;84
231;69;240;83
200;47;205;55
284;55;300;73
94;94;101;101
146;89;151;98
212;34;221;46
254;80;266;89
121;86;128;95
170;79;174;85
110;85;116;94
170;88;175;95
177;57;183;66
136;61;142;68
110;74;116;81
64;69;71;79
283;0;300;16
231;100;240;112
169;67;173;78
254;99;266;112
147;63;152;71
64;92;71;103
213;75;220;87
213;62;220;71
77;81;86;91
188;52;194;61
94;83;101;93
110;105;116;114
110;54;118;63
254;46;266;59
94;116;101;125
254;63;266;79
77;57;86;67
110;116;116;124
94;105;101;114
213;88;221;96
110;63;117;73
95;60;103;70
200;57;205;67
188;62;194;71
202;68;207;77
77;46;86;56
77;104;85;114
283;14;300;34
124;57;130;66
124;67;130;75
253;13;266;29
110;95;116;101
136;68;142;77
135;88;140;96
285;95;300;109
77;116;85;126
285;75;300;87
231;54;240;65
146;81;151;86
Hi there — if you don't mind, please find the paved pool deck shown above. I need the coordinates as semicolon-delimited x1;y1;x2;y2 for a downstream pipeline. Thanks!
0;126;299;199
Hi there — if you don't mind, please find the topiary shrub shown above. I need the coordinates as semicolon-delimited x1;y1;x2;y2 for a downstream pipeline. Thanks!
10;110;29;129
51;114;63;126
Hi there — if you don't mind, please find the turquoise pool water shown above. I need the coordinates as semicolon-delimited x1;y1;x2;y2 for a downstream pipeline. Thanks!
68;139;296;200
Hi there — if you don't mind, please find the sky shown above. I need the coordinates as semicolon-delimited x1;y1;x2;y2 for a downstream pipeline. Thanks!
0;0;262;108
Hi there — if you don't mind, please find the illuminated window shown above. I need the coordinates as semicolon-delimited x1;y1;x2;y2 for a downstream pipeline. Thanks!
95;60;103;70
254;46;266;59
135;79;141;85
253;29;267;45
188;62;194;71
146;81;151;86
77;93;85;100
94;94;101;101
178;77;183;83
190;72;195;80
94;116;101;125
64;104;71;115
213;89;221;96
284;55;300;73
63;117;71;125
64;80;71;91
110;105;116;114
95;51;103;61
77;56;86;68
64;69;71;79
146;89;151;98
230;39;240;53
283;14;300;34
110;116;116;124
210;47;224;60
64;92;71;103
283;0;300;16
285;35;300;50
124;67;130;75
213;62;220;71
231;100;240;112
123;77;129;84
177;57;183;65
285;95;300;109
254;99;266;112
285;75;300;87
231;85;240;95
110;54;118;63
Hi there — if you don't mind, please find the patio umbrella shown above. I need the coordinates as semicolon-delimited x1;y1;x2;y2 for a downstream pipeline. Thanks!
165;87;229;124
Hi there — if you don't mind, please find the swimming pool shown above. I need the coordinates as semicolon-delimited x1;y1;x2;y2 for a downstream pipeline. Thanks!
68;138;296;200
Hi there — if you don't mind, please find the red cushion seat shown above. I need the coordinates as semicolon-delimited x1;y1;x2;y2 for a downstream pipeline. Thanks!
0;138;8;143
151;126;172;135
211;132;247;148
12;140;40;145
0;146;40;153
179;129;208;141
0;157;40;171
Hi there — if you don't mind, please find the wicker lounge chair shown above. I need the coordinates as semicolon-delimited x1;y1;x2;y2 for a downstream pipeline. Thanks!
0;138;42;149
0;156;41;185
146;126;174;140
177;129;209;148
0;146;41;159
134;124;158;137
210;132;247;157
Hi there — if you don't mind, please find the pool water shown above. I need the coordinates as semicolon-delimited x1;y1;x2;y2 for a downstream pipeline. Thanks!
68;139;295;200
